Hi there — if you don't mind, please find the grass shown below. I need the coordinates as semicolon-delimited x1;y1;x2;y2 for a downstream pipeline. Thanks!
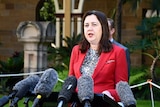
137;100;160;107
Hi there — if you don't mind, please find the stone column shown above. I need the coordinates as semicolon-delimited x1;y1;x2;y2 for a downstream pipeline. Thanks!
16;21;55;73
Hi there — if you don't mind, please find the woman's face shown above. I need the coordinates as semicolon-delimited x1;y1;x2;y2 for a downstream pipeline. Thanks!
83;14;102;46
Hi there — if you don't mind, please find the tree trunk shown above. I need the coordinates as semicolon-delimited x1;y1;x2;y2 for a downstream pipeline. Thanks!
115;0;123;43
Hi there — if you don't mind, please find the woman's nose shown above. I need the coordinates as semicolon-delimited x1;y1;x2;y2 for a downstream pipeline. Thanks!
88;25;93;30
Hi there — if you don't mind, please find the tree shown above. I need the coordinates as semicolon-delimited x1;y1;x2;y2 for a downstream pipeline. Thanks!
115;0;123;43
36;0;56;22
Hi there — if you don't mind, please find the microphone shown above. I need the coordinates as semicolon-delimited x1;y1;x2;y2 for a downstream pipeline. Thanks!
57;76;77;107
0;91;17;107
77;75;94;107
0;96;9;107
32;68;58;107
116;81;136;107
0;96;11;107
10;74;40;107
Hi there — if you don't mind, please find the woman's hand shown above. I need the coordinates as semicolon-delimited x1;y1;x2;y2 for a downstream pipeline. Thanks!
102;90;115;100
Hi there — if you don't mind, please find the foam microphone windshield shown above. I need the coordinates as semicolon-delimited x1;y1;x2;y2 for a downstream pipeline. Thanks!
10;74;40;107
32;68;58;107
57;76;77;107
77;75;94;107
116;81;136;107
13;74;40;93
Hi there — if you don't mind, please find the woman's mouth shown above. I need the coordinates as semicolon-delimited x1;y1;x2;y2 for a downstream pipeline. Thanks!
88;33;93;37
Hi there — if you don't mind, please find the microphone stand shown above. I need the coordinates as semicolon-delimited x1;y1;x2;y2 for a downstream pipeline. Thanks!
10;103;18;107
70;102;77;107
10;98;18;107
24;97;30;107
83;100;91;107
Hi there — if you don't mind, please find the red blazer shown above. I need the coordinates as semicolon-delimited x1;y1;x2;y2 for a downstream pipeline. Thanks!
69;44;128;102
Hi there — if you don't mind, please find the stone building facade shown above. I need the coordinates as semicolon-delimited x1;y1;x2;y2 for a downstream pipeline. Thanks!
0;0;39;60
0;0;151;67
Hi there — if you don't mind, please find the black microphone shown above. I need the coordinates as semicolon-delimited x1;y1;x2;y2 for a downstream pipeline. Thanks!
0;90;17;107
0;96;11;107
116;81;136;107
32;68;58;107
77;75;94;107
0;96;9;107
10;74;40;107
57;76;77;107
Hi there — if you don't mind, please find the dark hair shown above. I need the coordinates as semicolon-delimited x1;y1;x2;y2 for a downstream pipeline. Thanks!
107;18;115;29
79;10;112;55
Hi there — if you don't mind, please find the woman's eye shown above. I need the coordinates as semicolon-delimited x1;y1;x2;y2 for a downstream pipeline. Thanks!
84;24;89;27
92;23;97;26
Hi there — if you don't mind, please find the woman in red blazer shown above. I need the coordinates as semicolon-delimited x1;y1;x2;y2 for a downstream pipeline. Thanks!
68;10;128;105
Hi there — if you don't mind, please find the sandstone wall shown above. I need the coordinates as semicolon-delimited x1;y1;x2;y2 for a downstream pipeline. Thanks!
0;0;38;60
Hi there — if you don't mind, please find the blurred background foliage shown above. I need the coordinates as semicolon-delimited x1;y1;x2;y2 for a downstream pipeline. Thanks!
127;16;160;100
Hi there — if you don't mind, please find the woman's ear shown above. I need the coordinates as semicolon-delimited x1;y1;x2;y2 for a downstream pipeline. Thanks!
110;28;115;35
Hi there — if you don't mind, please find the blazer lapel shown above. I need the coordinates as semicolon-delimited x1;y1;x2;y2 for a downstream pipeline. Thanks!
92;50;113;78
76;52;86;78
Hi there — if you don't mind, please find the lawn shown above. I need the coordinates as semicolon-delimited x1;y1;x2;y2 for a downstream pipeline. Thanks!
137;100;160;107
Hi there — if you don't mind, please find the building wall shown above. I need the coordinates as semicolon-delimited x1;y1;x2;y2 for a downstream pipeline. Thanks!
0;0;151;67
0;0;39;61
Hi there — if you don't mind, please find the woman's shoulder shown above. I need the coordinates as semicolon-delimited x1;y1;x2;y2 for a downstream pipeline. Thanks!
72;45;80;50
71;45;81;54
112;44;125;52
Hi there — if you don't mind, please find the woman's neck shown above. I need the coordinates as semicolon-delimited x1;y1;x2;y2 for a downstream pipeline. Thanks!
90;44;98;51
